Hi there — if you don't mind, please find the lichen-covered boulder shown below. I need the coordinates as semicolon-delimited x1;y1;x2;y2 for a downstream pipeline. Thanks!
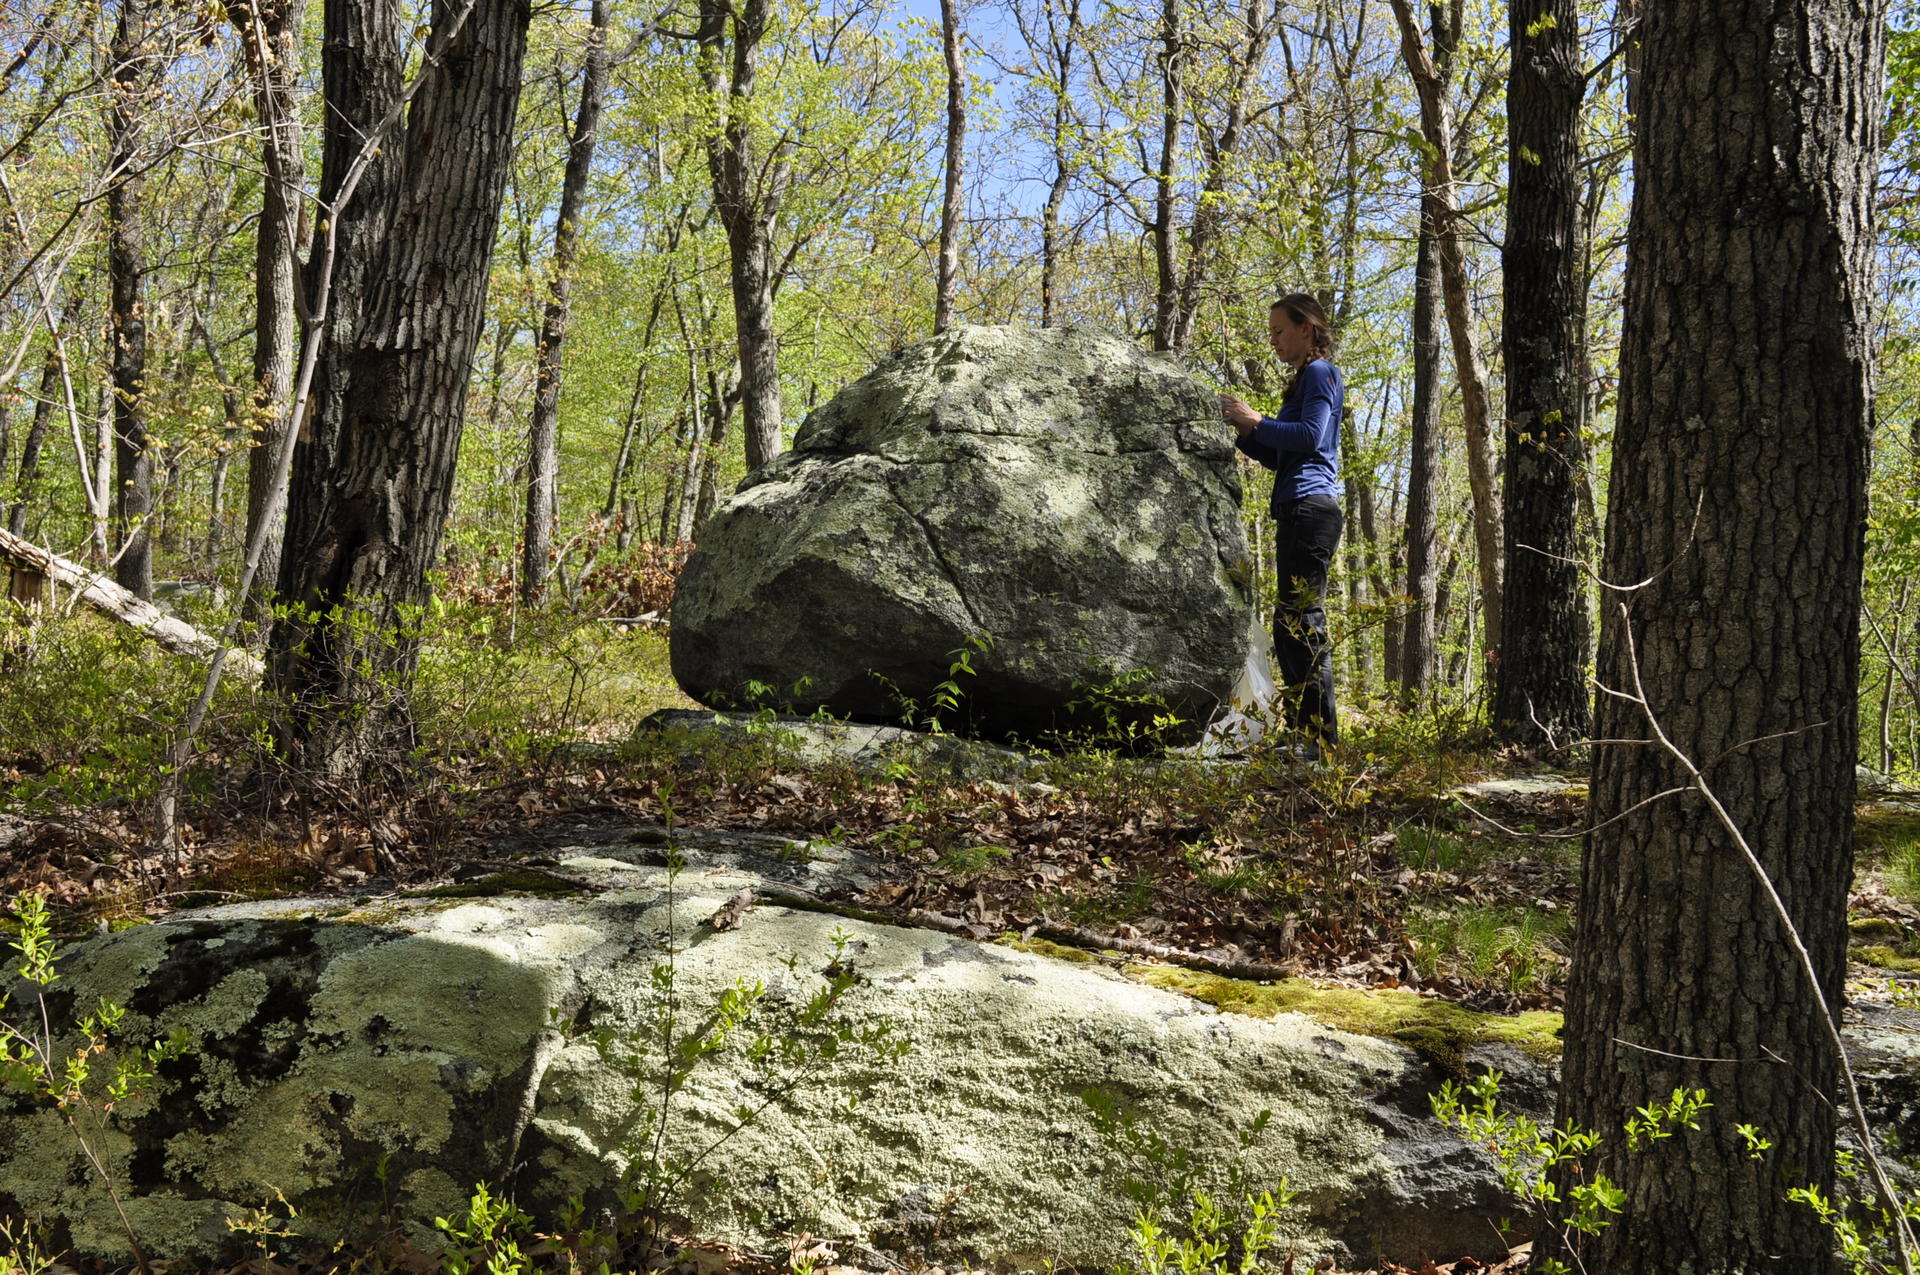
670;324;1252;745
0;830;1550;1270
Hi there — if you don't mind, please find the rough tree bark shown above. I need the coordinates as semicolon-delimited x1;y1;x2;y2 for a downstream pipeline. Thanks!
1552;1;1885;1270
1387;0;1502;658
1493;0;1588;745
701;0;783;472
106;0;156;598
269;0;533;774
273;0;405;616
934;0;965;333
522;0;610;605
229;0;306;611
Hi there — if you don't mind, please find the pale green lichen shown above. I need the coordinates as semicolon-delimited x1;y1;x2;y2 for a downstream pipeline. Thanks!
93;1193;240;1262
307;932;556;1076
56;923;177;1010
175;968;272;1039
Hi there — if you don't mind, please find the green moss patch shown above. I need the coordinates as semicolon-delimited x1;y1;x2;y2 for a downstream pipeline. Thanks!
998;935;1105;964
1850;916;1909;945
1124;965;1564;1074
414;869;588;900
1852;944;1920;973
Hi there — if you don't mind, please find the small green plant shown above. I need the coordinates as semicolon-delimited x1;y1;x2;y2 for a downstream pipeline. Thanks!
1885;838;1920;908
226;1189;301;1265
937;843;1012;876
1406;905;1570;999
1054;664;1188;754
1180;840;1286;896
1431;1071;1723;1274
1084;1089;1296;1271
1622;1085;1711;1152
0;893;191;1274
582;789;909;1253
1788;1145;1920;1273
1120;1184;1295;1275
0;1216;60;1275
434;1181;535;1275
925;633;992;733
871;632;994;735
1396;822;1490;874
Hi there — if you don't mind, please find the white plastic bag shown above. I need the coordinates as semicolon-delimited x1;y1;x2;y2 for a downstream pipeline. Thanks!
1183;608;1275;757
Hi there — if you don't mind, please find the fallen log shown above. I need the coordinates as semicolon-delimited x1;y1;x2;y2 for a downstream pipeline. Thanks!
0;526;262;682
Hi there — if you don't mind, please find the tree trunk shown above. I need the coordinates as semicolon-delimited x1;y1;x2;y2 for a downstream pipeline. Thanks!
522;0;609;605
934;0;965;333
0;526;262;679
1399;225;1443;699
674;400;703;544
1343;475;1370;699
6;326;64;539
196;307;245;569
1166;0;1276;354
231;0;307;614
274;0;405;611
1387;0;1502;660
702;0;783;472
93;383;112;559
1036;0;1081;328
1552;1;1884;1270
269;0;533;774
107;0;156;599
1149;0;1180;351
1433;536;1459;687
603;267;675;520
1492;0;1588;746
605;359;648;523
1382;467;1404;688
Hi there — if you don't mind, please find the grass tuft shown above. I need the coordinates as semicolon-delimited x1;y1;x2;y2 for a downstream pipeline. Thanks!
1407;905;1571;999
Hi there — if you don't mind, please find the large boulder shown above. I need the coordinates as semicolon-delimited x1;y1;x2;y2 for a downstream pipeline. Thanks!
670;325;1252;745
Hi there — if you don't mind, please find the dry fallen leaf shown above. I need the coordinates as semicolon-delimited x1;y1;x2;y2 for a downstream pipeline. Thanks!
706;888;755;931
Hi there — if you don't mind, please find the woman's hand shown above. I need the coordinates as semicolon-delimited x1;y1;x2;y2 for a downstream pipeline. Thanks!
1220;393;1261;437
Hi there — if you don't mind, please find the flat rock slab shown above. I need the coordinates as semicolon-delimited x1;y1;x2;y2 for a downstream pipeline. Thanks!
0;845;1537;1271
636;708;1045;784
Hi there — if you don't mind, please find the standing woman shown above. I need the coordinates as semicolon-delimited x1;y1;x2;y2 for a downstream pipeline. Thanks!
1221;293;1344;756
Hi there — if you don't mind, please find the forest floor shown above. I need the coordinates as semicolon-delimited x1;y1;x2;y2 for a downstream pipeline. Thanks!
9;718;1917;1019
3;616;1919;1274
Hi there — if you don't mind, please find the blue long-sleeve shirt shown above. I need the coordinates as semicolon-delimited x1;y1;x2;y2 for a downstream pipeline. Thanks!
1234;358;1343;508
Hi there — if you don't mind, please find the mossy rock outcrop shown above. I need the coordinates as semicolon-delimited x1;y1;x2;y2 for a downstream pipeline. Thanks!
0;831;1548;1269
669;324;1252;745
